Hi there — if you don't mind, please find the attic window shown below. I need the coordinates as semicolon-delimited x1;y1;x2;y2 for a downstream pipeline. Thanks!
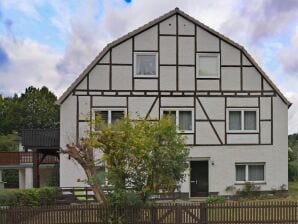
197;53;220;78
134;52;158;77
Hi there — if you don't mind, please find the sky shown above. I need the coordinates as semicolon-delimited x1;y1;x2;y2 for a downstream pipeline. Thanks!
0;0;297;134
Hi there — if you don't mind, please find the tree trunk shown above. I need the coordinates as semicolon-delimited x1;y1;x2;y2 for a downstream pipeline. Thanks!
84;166;107;204
61;144;108;205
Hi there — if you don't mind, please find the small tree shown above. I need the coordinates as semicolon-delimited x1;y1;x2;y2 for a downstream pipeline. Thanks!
62;116;189;204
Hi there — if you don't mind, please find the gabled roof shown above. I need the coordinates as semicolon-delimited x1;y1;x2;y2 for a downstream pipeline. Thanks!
57;8;291;107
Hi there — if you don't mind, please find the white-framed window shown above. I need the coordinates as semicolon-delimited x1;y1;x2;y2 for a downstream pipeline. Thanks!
161;109;194;133
95;165;106;185
196;53;220;78
93;109;126;130
134;52;158;77
235;163;265;183
227;108;259;133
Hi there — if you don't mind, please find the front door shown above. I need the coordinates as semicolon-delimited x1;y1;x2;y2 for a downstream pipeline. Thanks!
190;161;209;197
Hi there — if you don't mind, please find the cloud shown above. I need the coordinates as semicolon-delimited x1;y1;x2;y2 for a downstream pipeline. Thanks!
287;92;298;134
0;36;62;96
278;27;298;76
0;45;9;66
55;1;110;86
0;0;46;20
221;0;298;43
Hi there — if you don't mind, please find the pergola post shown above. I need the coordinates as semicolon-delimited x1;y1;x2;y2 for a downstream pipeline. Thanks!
32;149;40;188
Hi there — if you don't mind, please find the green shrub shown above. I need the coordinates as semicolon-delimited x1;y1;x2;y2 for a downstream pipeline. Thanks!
288;161;298;181
236;182;261;198
108;189;144;206
0;187;58;207
0;191;17;206
207;195;226;203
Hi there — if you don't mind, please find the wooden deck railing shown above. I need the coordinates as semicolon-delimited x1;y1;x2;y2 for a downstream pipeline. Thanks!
0;152;59;165
0;201;297;224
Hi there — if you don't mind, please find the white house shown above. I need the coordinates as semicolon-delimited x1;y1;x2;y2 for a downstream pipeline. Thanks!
57;8;291;197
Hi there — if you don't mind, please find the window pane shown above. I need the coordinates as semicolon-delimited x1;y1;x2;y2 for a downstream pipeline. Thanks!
229;111;241;130
244;111;256;130
236;165;246;181
163;111;176;124
136;55;156;75
111;111;124;125
179;111;192;131
199;56;218;77
96;166;106;184
95;111;108;130
248;165;264;181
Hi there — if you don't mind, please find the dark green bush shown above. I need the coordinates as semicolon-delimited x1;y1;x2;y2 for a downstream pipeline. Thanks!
288;161;298;181
0;187;58;207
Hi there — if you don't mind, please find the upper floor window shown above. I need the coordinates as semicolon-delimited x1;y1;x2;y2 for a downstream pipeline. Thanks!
227;108;258;132
196;53;220;78
134;52;158;77
94;109;125;130
236;163;265;183
162;109;193;133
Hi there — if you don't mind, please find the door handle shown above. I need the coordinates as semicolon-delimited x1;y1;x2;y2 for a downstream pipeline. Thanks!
190;180;198;184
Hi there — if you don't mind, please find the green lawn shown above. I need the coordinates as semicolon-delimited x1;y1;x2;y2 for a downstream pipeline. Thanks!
288;181;298;200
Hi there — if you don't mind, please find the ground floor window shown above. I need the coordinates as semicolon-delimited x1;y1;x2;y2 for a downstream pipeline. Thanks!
235;163;265;183
227;108;259;132
162;109;193;133
93;109;125;130
95;166;106;185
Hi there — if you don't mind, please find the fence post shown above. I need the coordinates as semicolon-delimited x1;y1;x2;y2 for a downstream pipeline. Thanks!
200;203;207;224
151;206;157;224
85;187;88;204
175;204;182;224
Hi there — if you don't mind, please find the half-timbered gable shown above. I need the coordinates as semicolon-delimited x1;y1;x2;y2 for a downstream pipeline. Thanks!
58;8;290;196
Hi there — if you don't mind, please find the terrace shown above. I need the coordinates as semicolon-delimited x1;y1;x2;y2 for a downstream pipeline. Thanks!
0;128;60;188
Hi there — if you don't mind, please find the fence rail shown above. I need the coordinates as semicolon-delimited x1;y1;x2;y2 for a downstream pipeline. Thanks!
0;200;297;224
58;187;187;204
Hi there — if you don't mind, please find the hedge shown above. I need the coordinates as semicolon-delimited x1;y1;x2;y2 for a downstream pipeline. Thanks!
289;161;298;181
0;187;58;207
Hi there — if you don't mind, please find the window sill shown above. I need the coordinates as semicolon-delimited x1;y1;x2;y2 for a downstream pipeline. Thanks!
177;130;194;134
227;130;259;134
197;75;220;79
134;74;158;78
235;181;266;185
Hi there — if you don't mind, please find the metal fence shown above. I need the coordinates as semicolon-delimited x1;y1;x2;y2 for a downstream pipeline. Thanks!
0;200;297;224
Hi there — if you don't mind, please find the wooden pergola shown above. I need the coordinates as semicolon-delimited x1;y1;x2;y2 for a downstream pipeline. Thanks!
21;128;60;188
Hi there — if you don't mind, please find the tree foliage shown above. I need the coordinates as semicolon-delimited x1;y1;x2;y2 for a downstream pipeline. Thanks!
288;133;298;181
0;133;18;152
0;86;59;135
289;133;298;162
62;116;189;204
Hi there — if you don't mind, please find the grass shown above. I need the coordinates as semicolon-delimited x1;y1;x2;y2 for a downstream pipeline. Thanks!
74;190;94;201
288;181;298;200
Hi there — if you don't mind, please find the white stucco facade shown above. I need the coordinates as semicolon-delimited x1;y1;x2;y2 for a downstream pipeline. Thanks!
58;9;290;196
